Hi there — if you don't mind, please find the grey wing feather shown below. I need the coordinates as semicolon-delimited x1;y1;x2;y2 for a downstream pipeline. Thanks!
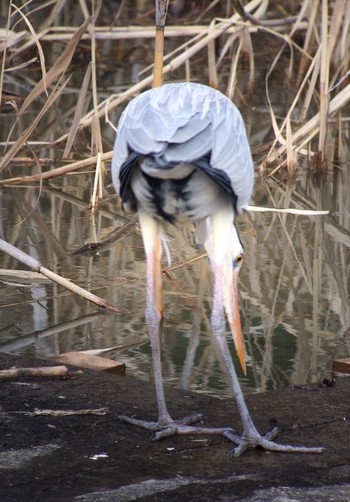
112;82;254;213
169;113;211;143
164;126;212;162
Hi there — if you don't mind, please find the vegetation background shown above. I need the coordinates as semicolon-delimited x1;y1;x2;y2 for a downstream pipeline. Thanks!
0;0;349;397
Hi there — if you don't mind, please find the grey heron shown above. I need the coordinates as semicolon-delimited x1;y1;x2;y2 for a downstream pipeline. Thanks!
112;82;323;456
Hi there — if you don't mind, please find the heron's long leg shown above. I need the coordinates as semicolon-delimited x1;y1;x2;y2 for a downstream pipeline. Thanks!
210;209;324;455
118;211;233;439
211;264;323;455
143;214;172;427
118;211;174;428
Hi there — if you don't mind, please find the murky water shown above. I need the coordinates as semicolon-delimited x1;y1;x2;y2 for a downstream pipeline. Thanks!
1;2;349;398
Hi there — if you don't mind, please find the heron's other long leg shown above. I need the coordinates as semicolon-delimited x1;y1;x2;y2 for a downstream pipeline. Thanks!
119;210;232;439
118;210;174;429
210;208;324;456
142;211;173;426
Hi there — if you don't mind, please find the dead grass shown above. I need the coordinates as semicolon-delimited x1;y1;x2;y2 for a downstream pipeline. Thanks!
0;1;347;292
0;0;349;181
0;1;348;398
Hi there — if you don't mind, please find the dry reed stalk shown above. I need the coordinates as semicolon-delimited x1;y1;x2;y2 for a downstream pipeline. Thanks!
246;206;329;216
0;238;122;313
0;17;91;171
139;24;220;79
0;1;13;104
185;45;191;81
317;0;330;170
262;17;325;161
299;46;321;122
153;27;165;87
226;38;242;100
263;83;350;171
286;115;295;175
253;0;350;173
207;20;218;88
296;0;318;87
194;0;221;24
0;75;71;173
39;25;252;41
0;152;112;184
20;18;90;116
2;0;349;179
90;151;103;212
261;27;311;160
89;0;105;212
240;28;255;94
53;0;265;146
63;63;92;159
339;0;350;77
11;4;48;95
328;0;348;88
153;0;169;87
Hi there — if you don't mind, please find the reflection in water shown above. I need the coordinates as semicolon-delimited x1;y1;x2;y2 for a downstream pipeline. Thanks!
0;2;349;398
1;167;349;398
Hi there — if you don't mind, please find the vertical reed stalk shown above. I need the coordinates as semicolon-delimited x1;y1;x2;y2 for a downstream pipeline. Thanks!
296;0;317;87
311;190;323;379
227;39;242;100
0;1;12;105
207;20;218;88
317;0;330;171
89;0;104;212
153;0;169;87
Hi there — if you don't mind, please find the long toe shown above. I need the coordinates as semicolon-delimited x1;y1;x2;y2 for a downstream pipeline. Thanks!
224;427;324;457
118;413;236;441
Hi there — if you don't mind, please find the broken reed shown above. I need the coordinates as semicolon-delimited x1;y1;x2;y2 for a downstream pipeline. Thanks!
0;0;349;180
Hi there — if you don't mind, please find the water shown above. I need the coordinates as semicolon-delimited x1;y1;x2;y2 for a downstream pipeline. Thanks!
1;164;349;397
0;1;349;399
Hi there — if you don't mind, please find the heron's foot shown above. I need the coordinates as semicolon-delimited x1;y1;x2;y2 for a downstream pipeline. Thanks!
118;413;234;441
223;427;325;457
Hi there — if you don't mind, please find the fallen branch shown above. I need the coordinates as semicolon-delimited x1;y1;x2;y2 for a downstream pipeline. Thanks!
22;407;110;416
0;238;123;313
0;366;82;379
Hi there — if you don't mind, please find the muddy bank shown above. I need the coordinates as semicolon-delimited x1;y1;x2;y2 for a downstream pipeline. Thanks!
1;352;350;502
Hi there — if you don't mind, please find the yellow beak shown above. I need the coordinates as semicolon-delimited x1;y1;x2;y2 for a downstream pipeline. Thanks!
225;270;246;374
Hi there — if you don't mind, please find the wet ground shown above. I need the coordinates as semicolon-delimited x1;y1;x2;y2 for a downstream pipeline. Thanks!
1;352;350;502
